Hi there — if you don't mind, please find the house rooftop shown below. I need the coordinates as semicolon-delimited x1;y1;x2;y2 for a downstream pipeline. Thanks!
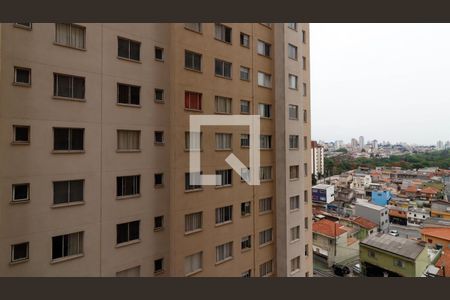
352;216;378;229
355;200;386;211
313;219;346;238
361;234;425;260
313;184;333;190
421;227;450;241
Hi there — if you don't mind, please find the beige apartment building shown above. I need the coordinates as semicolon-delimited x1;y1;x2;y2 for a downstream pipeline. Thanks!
0;23;312;277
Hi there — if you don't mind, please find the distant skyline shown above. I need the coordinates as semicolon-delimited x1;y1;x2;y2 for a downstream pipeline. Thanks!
310;24;450;145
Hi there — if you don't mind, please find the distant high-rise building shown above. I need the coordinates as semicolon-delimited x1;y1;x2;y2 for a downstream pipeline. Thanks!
445;141;450;149
335;140;343;150
373;139;378;150
437;140;444;150
351;138;358;150
311;141;324;178
359;136;364;150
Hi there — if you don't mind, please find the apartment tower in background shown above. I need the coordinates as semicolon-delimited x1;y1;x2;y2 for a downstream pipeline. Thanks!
0;23;312;277
311;141;324;179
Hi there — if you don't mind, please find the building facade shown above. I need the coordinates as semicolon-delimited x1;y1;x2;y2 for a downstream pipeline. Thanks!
311;140;324;178
0;23;312;277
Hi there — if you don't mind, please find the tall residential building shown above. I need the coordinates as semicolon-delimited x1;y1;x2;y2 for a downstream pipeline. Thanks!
351;138;358;150
359;136;364;150
311;141;324;178
0;23;312;277
436;140;444;150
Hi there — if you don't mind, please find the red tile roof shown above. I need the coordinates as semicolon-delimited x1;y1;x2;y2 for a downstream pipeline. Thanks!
421;187;439;194
404;185;418;193
352;217;378;229
313;219;346;238
389;209;407;218
435;251;450;277
421;227;450;241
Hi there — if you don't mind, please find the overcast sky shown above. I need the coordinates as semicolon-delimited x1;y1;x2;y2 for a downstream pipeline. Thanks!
310;23;450;146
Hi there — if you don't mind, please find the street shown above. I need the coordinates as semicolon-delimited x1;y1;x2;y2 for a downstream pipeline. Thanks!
388;223;421;239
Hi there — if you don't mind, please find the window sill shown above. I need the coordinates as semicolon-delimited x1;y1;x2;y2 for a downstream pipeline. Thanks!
154;58;164;63
260;148;272;151
12;82;31;87
290;239;300;245
215;257;233;266
52;150;85;154
290;269;301;275
153;227;164;232
257;85;272;90
185;269;203;277
51;201;85;209
215;221;232;227
260;179;273;183
259;241;273;248
13;24;32;30
240;112;250;115
52;96;86;102
184;108;203;113
10;258;29;265
184;27;203;34
117;56;142;64
215;149;232;152
50;253;84;264
184;188;203;193
53;42;86;51
154;269;165;276
214;112;232;115
154;142;165;146
241;146;250;149
215;74;232;80
154;99;165;104
10;199;30;205
290;208;300;213
184;149;203;152
241;213;251;218
257;53;272;59
184;67;202;73
288;87;299;91
11;141;30;145
240;44;250;49
115;239;141;248
214;38;232;45
184;229;203;236
117;103;141;108
259;211;272;216
116;149;141;153
154;184;164;189
290;178;300;182
259;116;272;120
240;78;250;82
288;148;299;151
241;248;252;253
116;194;141;200
215;185;232;189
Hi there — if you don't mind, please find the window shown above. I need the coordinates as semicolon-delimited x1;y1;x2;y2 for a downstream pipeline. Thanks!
240;32;250;48
12;125;30;144
241;235;252;250
290;226;300;241
53;180;84;205
14;67;31;85
368;250;376;258
216;205;233;224
116;175;140;197
117;130;140;151
259;228;273;245
304;217;309;229
215;59;232;79
260;166;272;181
239;134;250;148
52;231;83;260
242;270;251;277
302;56;307;70
259;103;272;118
154;89;164;102
216;242;233;262
53;73;85;99
259;197;272;213
257;40;271;57
216;169;232;186
55;23;86;49
288;44;298;60
290;195;300;210
12;183;30;202
154;131;165;144
304;163;308;176
260;260;273;277
304;136;308;150
257;72;271;88
185;50;202;71
53;128;84;151
117;83;140;105
215;133;232;150
291;256;300;273
154;258;164;273
240;100;250;114
185;172;202;190
289;74;298;90
185;131;202;150
241;201;251;216
287;23;297;30
118;37;140;61
289;104;299;119
15;23;32;29
289;135;299;149
11;242;29;263
185;212;202;233
184;91;202;110
290;165;299;180
154;216;164;231
215;96;232;114
303;109;308;123
393;259;405;268
184;23;202;33
302;30;307;43
260;135;272;149
154;173;164;187
303;82;307;96
305;244;309;256
154;47;164;61
116;221;140;244
185;252;203;275
215;24;232;43
240;66;250;81
116;266;140;277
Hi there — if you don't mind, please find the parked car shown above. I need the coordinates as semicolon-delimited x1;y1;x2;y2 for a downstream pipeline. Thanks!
332;264;350;276
389;229;399;237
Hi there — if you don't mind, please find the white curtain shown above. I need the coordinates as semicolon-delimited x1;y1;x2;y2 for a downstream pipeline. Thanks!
216;133;231;149
118;130;140;150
